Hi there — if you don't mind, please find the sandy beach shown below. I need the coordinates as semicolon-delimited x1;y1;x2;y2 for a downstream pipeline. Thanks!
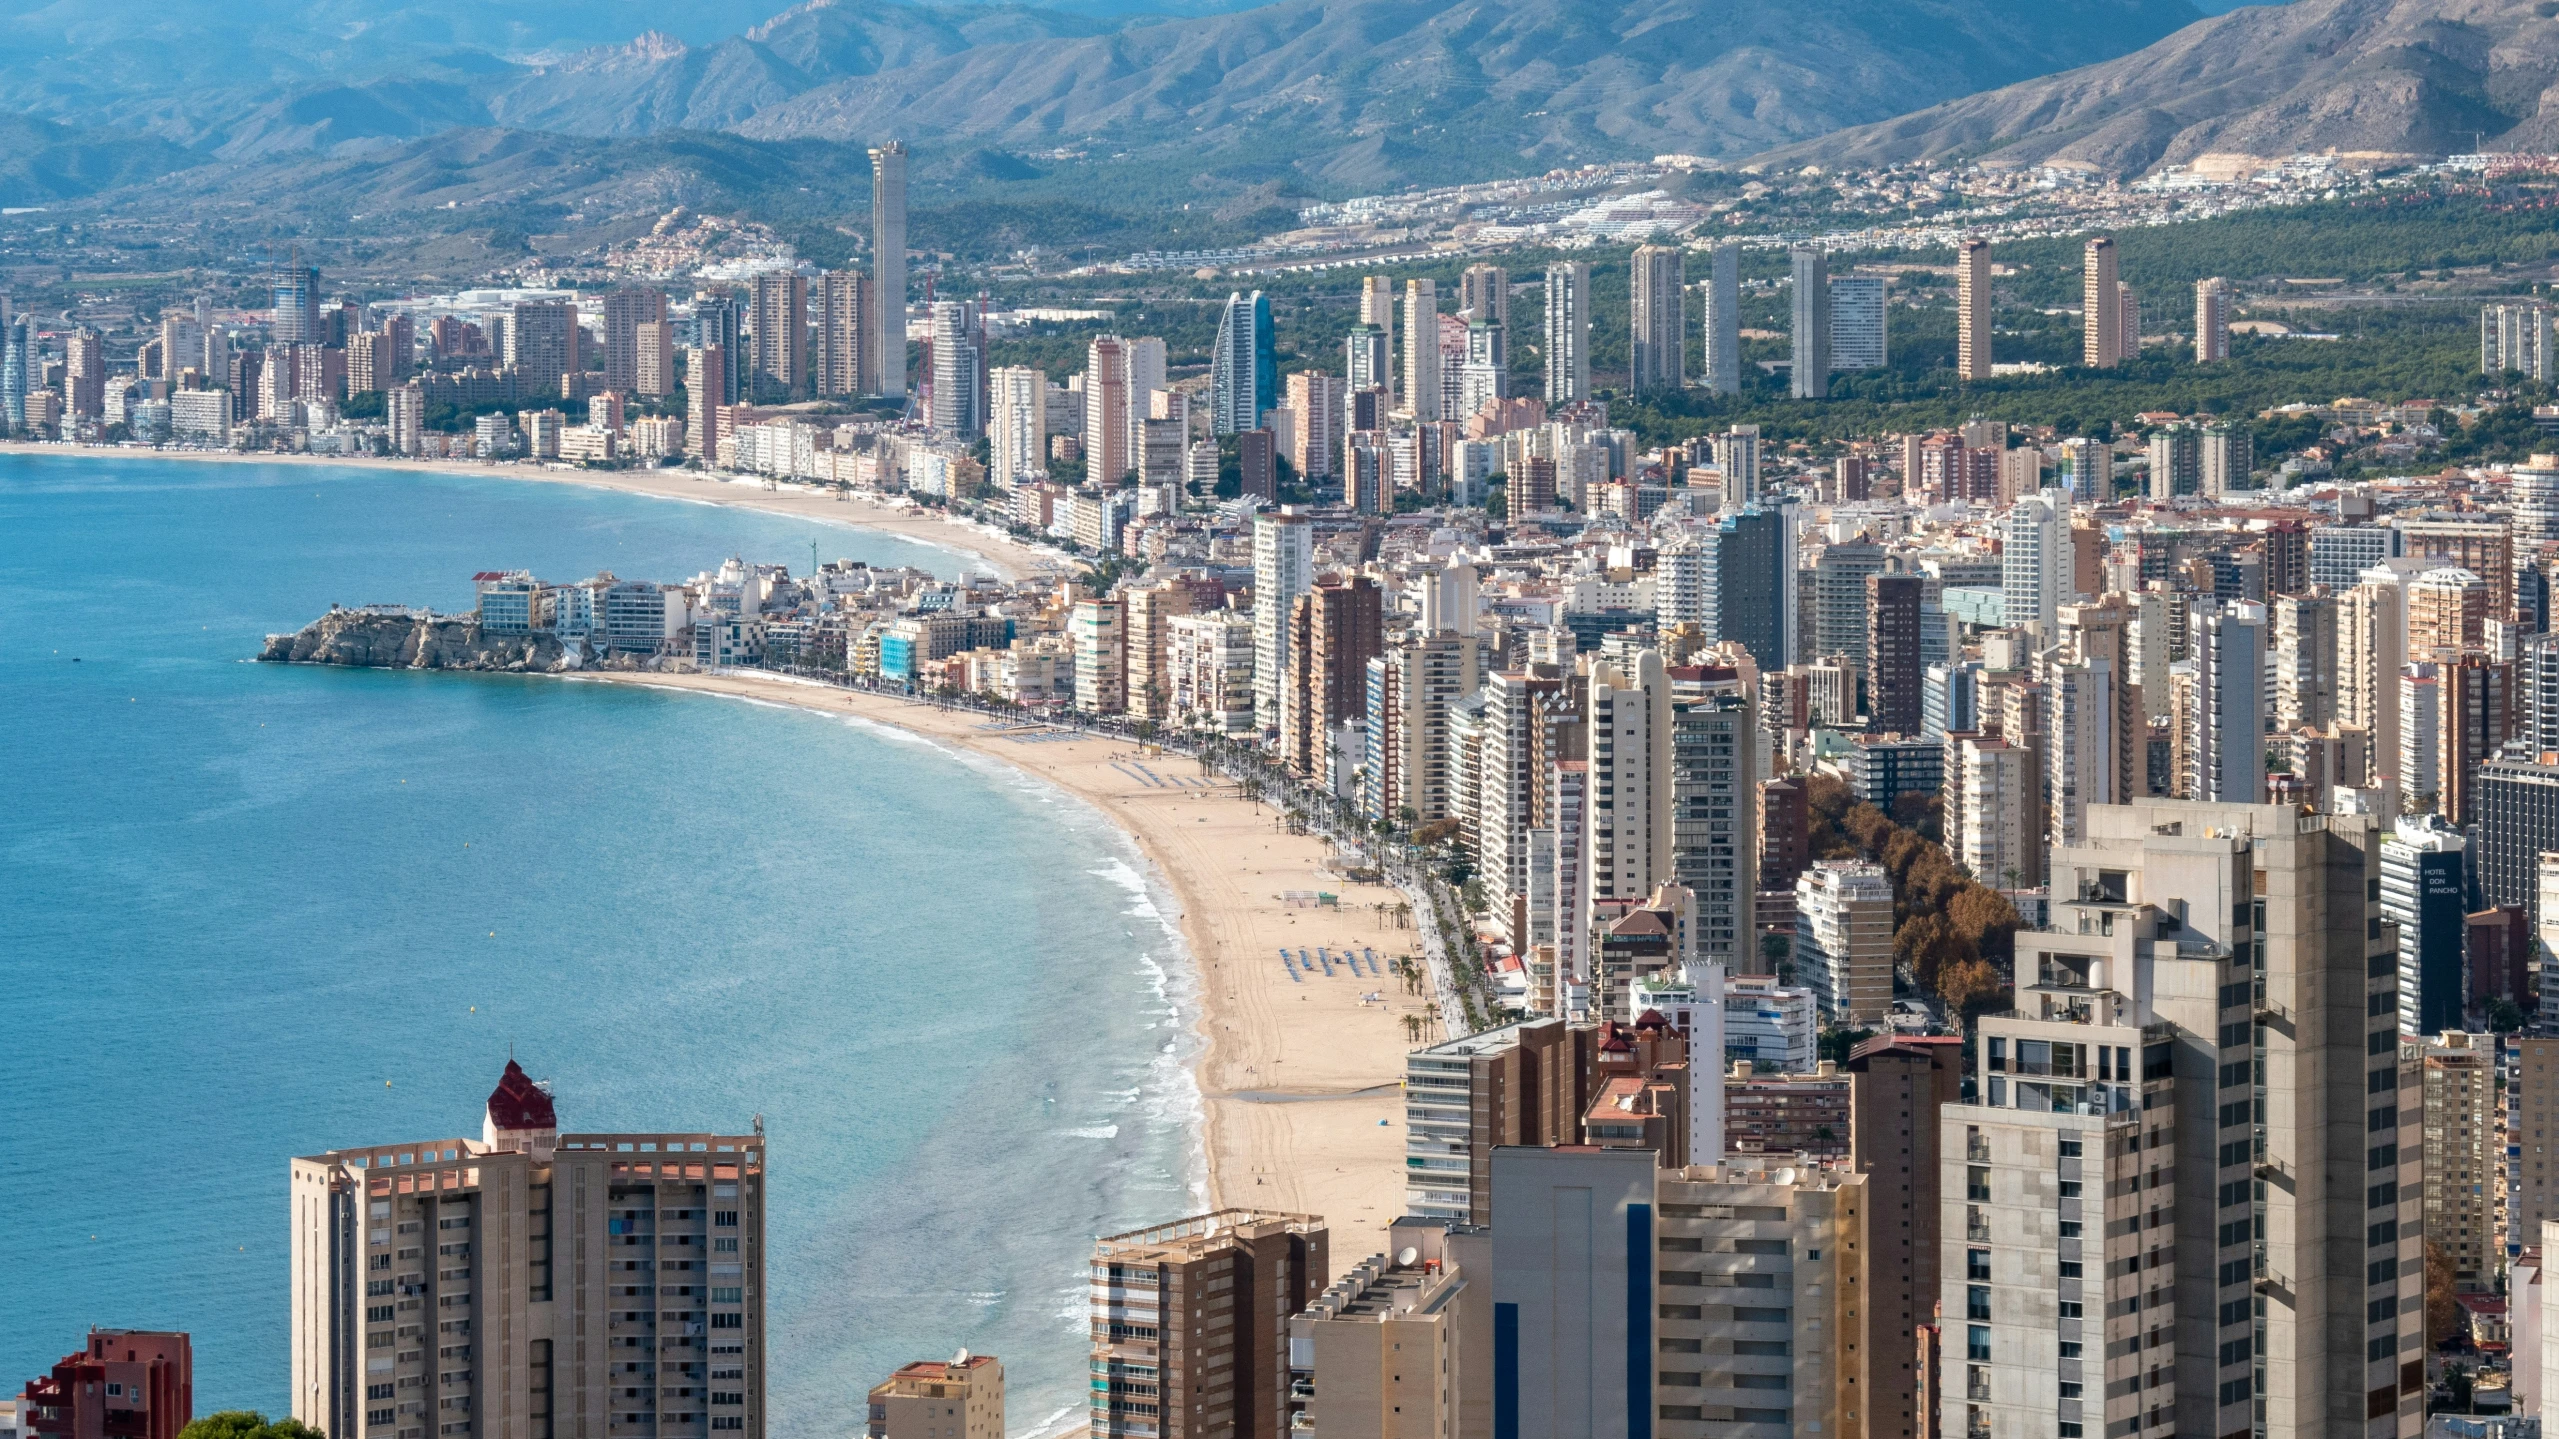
586;668;1430;1261
0;442;1063;583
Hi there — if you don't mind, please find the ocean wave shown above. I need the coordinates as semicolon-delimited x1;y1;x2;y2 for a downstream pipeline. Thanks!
1061;1124;1121;1140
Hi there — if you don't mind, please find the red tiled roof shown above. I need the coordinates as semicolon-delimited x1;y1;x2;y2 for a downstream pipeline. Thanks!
487;1058;557;1130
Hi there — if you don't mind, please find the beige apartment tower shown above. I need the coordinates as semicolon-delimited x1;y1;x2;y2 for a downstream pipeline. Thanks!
863;1355;1001;1439
1957;238;1993;381
2082;236;2121;368
2425;1031;2497;1290
1286;1218;1487;1439
290;1061;767;1439
1089;1211;1326;1439
2195;277;2232;364
815;269;871;399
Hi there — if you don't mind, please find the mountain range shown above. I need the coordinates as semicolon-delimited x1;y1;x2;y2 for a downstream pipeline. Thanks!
0;0;2204;204
1760;0;2559;175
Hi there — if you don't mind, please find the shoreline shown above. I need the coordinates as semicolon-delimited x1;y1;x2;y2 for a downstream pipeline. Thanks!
0;442;1064;584
562;667;1427;1261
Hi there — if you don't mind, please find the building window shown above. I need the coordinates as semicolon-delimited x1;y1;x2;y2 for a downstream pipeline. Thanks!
1967;1325;1992;1362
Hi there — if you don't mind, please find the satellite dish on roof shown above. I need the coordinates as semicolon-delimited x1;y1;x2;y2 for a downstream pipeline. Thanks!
1775;1167;1797;1185
1396;1247;1420;1267
953;1349;970;1365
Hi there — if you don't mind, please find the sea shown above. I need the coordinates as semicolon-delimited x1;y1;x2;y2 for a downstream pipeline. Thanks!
0;454;1203;1439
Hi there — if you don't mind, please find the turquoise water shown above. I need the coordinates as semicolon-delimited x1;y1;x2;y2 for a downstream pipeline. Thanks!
0;455;1200;1437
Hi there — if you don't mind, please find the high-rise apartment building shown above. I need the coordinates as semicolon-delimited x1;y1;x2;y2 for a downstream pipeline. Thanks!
868;142;908;400
1370;634;1482;827
747;271;808;400
271;253;322;344
1630;243;1684;392
1796;859;1893;1023
64;327;105;417
1948;800;2421;1439
1403;1018;1604;1222
2001;492;2070;631
2200;423;2253;494
987;366;1045;486
634;321;676;398
19;1331;192;1439
1702;242;1741;395
925;300;983;438
864;1356;1002;1439
1283;371;1342;481
1952;734;2037;888
1457;263;1507;324
1400;279;1440;421
2195;277;2233;363
1287;1220;1485;1439
1829;274;1887;372
2483;300;2552;381
1124;580;1197;725
815;270;870;399
1867;572;1924;733
1252;512;1313;731
601;287;666;397
1670;687;1759;969
2189;599;2266;803
1071;599;1126;715
505;302;579;393
291;1060;768;1439
1281;575;1382;778
1790;248;1831;399
2082;236;2122;368
2425;1032;2497;1292
1542;262;1590;405
1089;1211;1326;1439
1843;1036;1965;1439
1585;650;1673;938
2507;1035;2559;1273
1957;237;1993;381
1211;290;1274;435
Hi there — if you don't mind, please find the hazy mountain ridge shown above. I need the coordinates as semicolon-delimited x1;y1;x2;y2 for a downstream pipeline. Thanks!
0;0;2204;203
1756;0;2559;175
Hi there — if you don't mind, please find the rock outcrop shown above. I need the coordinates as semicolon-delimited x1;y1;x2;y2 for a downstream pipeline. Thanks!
257;606;658;673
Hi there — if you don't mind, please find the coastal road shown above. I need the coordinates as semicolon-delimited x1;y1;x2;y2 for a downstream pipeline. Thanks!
1393;869;1469;1041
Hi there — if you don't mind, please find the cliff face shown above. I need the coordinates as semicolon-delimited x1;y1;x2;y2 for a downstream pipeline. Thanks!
258;608;654;673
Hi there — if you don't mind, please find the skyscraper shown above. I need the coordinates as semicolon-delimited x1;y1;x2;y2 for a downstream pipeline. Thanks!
1828;274;1887;372
291;1059;769;1439
1797;859;1894;1023
1400;279;1440;422
1867;572;1924;733
988;365;1045;486
1359;273;1396;375
1543;261;1590;404
2195;276;2232;363
1210;290;1275;435
1089;1211;1326;1439
1282;575;1383;778
926;300;983;438
2000;492;2069;631
505;301;579;394
1253;512;1313;731
1629;243;1684;392
748;271;808;400
1790;248;1830;399
271;252;321;345
1957;237;1993;381
2189;599;2266;803
2082;236;2122;368
1700;242;1740;396
869;141;908;400
1083;337;1130;485
1948;801;2420;1439
693;290;744;401
1284;370;1342;481
2382;814;2469;1036
815;269;870;399
601;286;667;397
1700;503;1792;672
1458;263;1507;324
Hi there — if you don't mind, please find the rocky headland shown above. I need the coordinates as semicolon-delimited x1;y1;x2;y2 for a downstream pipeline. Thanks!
258;606;667;673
